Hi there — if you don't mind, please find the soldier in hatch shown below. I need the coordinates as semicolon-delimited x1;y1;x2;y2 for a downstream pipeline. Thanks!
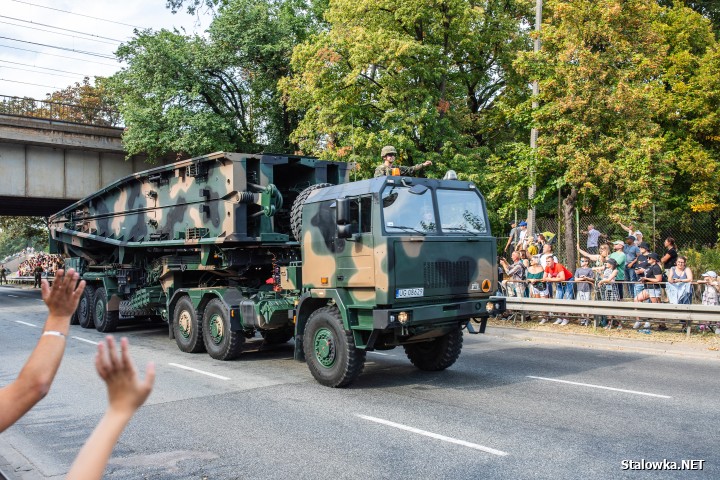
373;146;432;177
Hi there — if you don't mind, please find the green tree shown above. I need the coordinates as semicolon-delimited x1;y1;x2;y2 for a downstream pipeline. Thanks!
280;0;530;181
109;0;324;162
0;217;48;255
490;0;720;267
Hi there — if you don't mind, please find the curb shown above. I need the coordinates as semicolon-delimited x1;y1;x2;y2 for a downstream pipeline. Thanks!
483;325;720;360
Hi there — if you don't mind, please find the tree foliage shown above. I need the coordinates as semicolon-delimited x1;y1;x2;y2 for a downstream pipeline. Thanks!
0;217;48;256
109;0;325;161
280;0;530;180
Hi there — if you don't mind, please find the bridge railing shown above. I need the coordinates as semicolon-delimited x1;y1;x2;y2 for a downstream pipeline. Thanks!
0;95;122;127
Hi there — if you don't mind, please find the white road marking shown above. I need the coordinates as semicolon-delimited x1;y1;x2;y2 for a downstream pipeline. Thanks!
15;321;38;327
369;351;391;356
7;294;18;297
169;363;230;380
527;376;672;399
72;336;99;345
356;414;508;456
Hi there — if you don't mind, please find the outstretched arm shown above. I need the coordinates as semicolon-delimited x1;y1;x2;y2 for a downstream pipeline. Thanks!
66;337;155;480
0;269;85;433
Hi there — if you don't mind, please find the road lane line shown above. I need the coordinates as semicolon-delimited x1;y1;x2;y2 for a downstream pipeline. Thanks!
15;321;38;327
7;294;18;297
72;336;99;345
356;414;508;456
169;363;230;380
527;376;672;399
369;351;391;356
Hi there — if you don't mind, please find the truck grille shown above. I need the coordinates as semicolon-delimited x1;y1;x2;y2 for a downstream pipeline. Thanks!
423;261;470;289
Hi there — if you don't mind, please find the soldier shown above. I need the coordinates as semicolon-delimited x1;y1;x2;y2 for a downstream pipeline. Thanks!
34;264;44;288
373;146;432;177
0;264;6;284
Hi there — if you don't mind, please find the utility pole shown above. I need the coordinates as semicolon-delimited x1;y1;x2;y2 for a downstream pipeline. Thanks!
527;0;542;237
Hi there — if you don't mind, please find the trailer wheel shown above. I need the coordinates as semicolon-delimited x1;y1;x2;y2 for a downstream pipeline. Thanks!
93;288;119;333
202;298;243;360
290;183;332;241
303;306;365;388
77;285;96;329
261;326;294;345
70;311;79;326
173;296;206;353
403;327;463;371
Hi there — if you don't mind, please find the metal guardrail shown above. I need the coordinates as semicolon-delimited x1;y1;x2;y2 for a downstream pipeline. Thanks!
504;297;718;338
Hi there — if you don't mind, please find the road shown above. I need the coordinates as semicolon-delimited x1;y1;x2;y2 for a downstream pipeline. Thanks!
1;286;718;479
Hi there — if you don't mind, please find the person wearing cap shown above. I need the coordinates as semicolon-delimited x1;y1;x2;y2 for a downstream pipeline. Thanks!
632;242;651;298
609;240;627;299
517;220;529;250
373;146;432;178
623;235;641;297
636;252;663;303
698;271;718;307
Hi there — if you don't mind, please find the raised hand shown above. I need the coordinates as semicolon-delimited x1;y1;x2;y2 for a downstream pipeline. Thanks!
96;336;155;416
41;268;85;319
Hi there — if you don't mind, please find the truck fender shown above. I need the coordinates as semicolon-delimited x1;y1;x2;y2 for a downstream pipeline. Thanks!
294;289;353;361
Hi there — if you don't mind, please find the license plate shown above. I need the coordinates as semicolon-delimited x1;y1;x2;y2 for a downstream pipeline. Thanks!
396;288;424;298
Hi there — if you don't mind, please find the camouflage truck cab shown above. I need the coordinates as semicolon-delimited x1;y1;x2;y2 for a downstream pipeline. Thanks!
49;152;504;388
292;175;504;386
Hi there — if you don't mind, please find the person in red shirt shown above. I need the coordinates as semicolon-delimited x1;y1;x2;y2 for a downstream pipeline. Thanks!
543;256;576;324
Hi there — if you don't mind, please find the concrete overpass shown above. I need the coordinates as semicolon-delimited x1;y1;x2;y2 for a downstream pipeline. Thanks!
0;110;170;217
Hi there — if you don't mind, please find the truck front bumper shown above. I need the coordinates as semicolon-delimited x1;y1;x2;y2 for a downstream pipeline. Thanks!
371;296;506;330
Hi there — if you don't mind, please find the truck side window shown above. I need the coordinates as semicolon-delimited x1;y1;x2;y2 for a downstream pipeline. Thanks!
349;196;372;234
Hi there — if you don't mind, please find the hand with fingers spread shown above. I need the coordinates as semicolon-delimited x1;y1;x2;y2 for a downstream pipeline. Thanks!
41;268;86;331
66;336;155;480
96;336;155;416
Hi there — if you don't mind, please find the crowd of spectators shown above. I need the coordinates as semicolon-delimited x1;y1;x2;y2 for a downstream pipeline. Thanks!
499;221;720;334
16;252;64;278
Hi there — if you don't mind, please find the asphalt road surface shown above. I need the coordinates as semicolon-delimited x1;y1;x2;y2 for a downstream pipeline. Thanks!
1;285;718;479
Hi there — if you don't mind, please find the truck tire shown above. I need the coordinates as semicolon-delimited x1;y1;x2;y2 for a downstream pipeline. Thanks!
261;326;294;345
77;285;96;329
202;298;243;360
290;183;332;241
303;306;365;388
403;327;463;371
70;311;79;325
173;296;205;353
93;287;119;333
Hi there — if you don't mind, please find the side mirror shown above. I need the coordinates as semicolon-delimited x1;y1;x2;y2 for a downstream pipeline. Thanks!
337;223;357;239
336;198;350;225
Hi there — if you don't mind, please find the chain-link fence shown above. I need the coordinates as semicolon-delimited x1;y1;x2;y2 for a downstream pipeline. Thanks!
500;208;719;269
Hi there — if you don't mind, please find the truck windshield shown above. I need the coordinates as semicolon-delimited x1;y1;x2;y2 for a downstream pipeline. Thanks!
436;189;488;234
382;185;436;234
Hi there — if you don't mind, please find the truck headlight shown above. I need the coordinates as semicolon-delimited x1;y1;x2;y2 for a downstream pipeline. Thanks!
397;311;410;324
486;303;494;313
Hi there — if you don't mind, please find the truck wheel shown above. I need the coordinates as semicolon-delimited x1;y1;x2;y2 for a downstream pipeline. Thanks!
93;288;119;333
261;326;294;345
290;183;332;241
403;327;463;371
303;306;365;388
173;296;205;353
70;311;79;325
202;298;243;360
77;285;96;329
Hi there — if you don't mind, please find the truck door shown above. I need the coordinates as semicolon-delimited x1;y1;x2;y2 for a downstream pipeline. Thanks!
336;196;374;287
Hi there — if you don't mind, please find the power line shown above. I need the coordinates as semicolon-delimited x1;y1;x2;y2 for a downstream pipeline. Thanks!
0;77;60;89
0;36;115;59
11;0;144;29
0;59;90;77
0;15;126;43
0;44;119;67
0;19;120;46
0;64;81;80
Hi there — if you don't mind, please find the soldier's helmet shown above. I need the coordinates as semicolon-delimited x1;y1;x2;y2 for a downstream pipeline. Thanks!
381;146;397;157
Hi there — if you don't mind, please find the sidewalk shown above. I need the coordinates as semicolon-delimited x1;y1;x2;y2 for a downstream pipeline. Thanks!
484;323;720;360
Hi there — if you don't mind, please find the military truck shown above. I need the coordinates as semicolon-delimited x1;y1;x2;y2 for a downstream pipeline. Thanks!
49;152;504;387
